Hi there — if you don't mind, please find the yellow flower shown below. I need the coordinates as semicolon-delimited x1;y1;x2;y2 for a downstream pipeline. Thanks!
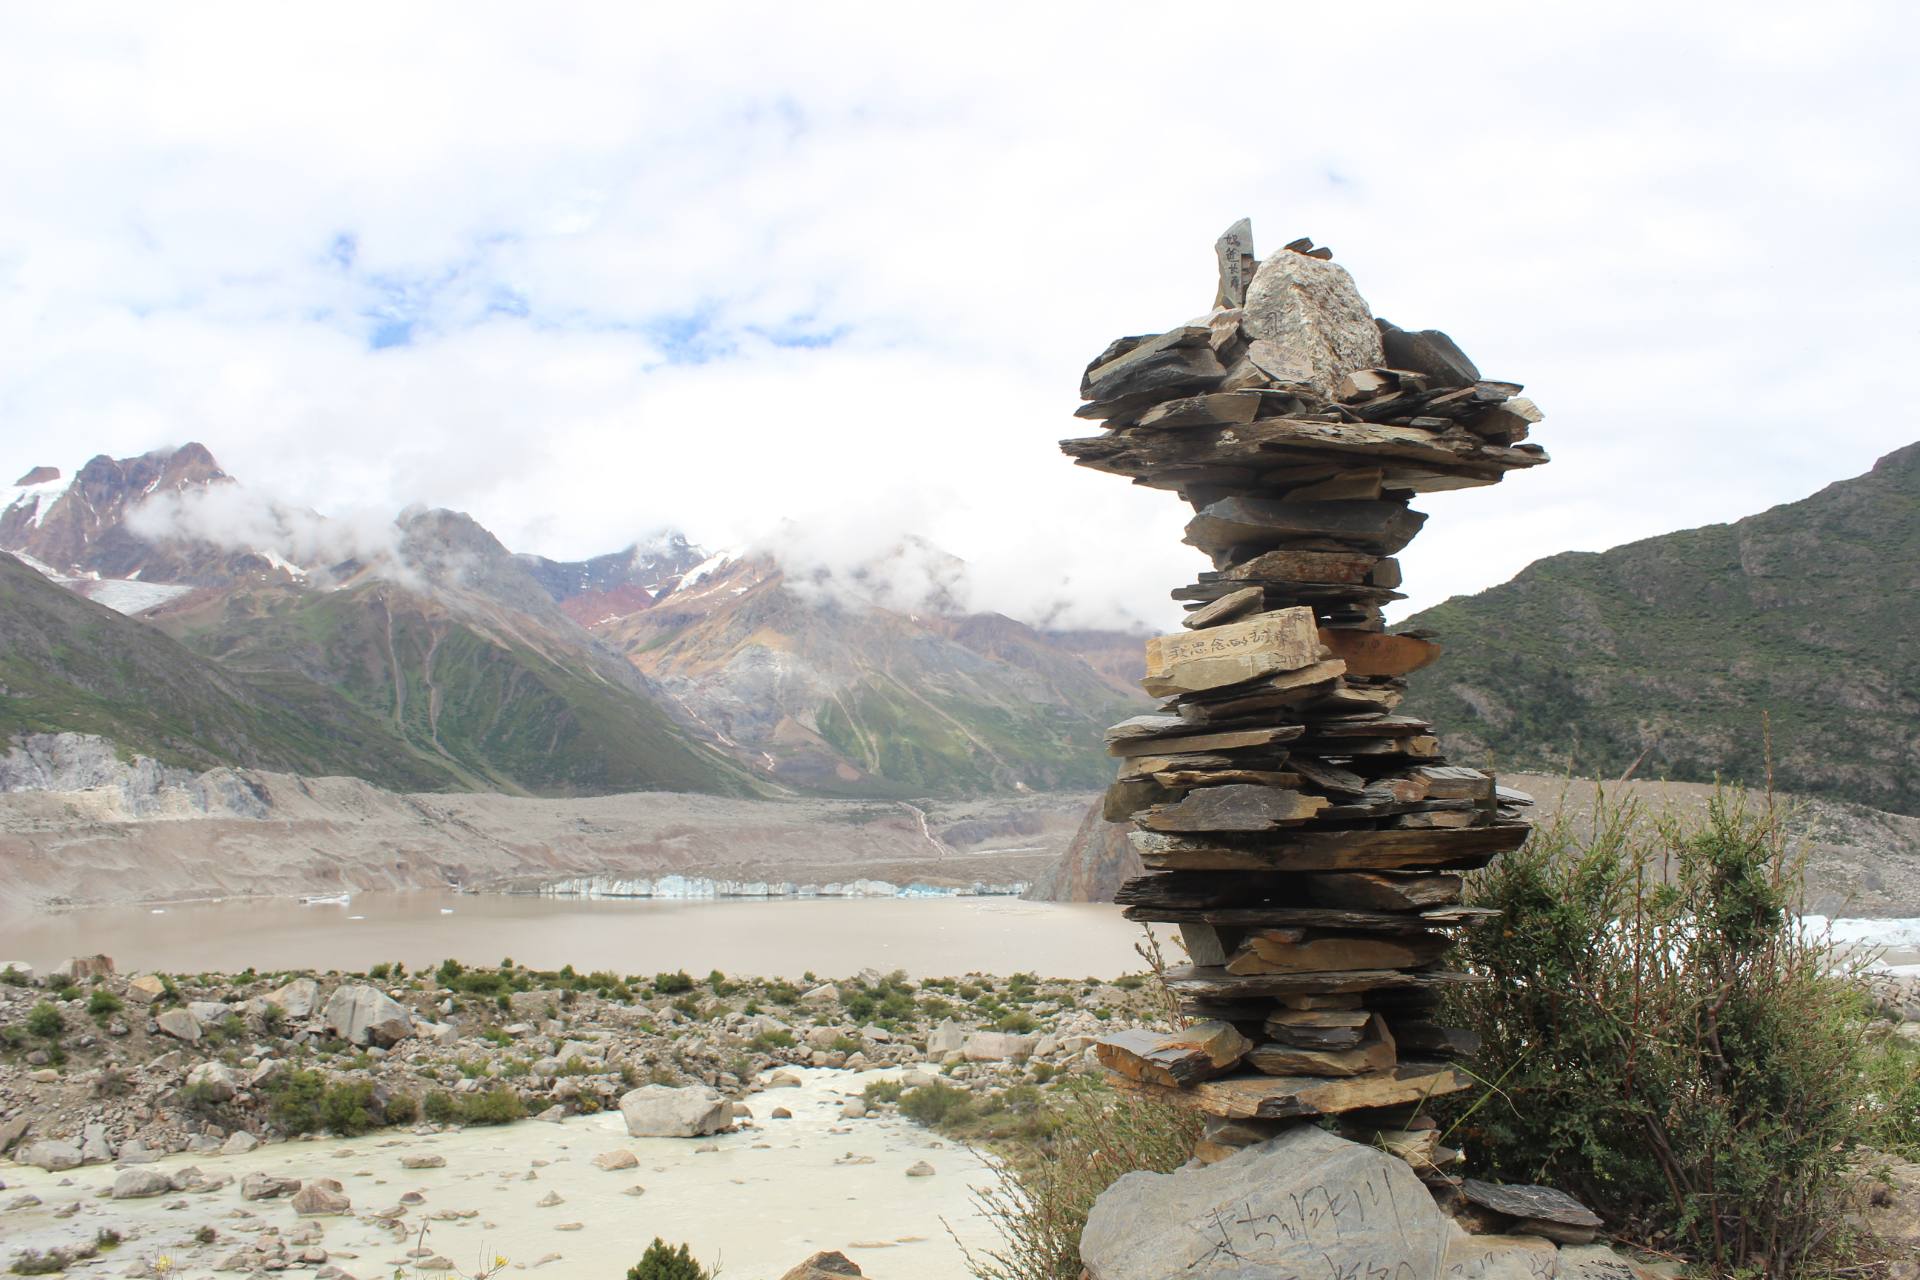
154;1259;175;1276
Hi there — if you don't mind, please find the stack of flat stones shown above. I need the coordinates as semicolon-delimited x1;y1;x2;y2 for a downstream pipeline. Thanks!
1079;220;1548;1190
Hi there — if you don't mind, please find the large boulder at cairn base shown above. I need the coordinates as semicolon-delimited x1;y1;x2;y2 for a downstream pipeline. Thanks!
1240;250;1384;400
1080;1125;1449;1280
322;983;412;1047
618;1084;731;1138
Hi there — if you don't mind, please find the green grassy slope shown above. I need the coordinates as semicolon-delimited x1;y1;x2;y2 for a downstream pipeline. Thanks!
159;582;757;797
0;556;459;787
1402;442;1920;814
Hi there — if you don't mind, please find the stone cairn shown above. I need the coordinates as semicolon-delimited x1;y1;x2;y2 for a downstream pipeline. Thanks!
1077;221;1550;1194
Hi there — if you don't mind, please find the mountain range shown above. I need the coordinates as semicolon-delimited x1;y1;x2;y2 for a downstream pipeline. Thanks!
1;445;1144;798
7;439;1915;817
1401;441;1920;816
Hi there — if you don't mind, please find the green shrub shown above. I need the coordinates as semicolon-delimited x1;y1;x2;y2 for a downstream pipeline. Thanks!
751;1029;795;1050
85;990;123;1021
994;1010;1038;1034
863;1078;904;1105
24;1002;63;1039
829;1034;863;1055
423;1090;458;1125
319;1081;380;1136
626;1238;711;1280
384;1093;419;1125
653;970;695;995
1444;791;1878;1275
899;1081;975;1128
266;1068;327;1134
457;1086;524;1125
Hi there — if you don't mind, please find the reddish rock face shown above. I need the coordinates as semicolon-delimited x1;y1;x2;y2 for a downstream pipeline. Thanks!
2;442;237;581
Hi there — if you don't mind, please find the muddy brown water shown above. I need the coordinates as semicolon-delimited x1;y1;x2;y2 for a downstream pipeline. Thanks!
4;892;1165;979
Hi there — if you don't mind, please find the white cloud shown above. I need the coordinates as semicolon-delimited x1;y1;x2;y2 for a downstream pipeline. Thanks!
2;1;1916;630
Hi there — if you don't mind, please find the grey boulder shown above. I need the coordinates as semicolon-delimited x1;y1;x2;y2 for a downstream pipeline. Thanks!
265;977;320;1019
111;1167;174;1199
322;983;411;1047
155;1008;202;1043
1081;1126;1449;1280
292;1177;351;1215
18;1139;83;1172
618;1085;731;1138
185;1061;239;1102
240;1171;301;1201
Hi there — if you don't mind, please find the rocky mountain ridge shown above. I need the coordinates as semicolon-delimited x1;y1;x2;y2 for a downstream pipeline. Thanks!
1401;441;1920;815
2;444;1144;798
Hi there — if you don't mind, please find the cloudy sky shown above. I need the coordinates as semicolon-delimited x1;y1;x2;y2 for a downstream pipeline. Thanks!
2;3;1914;629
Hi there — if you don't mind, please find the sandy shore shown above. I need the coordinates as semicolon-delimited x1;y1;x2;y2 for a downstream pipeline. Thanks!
1;1066;998;1279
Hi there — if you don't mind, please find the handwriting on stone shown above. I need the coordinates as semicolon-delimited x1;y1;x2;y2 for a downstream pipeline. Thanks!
1180;1167;1429;1277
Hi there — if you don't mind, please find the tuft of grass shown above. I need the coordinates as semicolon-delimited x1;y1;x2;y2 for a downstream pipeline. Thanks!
956;1079;1198;1280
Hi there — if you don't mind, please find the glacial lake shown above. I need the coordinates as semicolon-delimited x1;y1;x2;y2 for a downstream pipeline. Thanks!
4;892;1169;979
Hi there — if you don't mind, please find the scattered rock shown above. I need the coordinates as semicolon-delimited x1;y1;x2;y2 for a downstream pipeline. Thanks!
110;1167;174;1199
59;953;115;981
265;977;321;1018
401;1153;446;1169
185;1060;239;1102
240;1171;302;1201
322;983;412;1047
592;1150;638;1171
292;1177;352;1215
155;1007;202;1043
618;1084;731;1138
124;974;167;1004
222;1130;260;1156
18;1138;82;1171
780;1252;863;1280
906;1160;935;1177
962;1031;1037;1063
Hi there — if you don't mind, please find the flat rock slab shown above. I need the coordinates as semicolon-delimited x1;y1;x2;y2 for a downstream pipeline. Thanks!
1112;1061;1472;1121
1081;1124;1448;1279
1463;1179;1603;1228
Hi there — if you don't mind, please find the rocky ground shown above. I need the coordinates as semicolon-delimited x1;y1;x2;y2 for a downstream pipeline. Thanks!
6;954;1919;1278
0;956;1153;1167
0;750;1098;916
